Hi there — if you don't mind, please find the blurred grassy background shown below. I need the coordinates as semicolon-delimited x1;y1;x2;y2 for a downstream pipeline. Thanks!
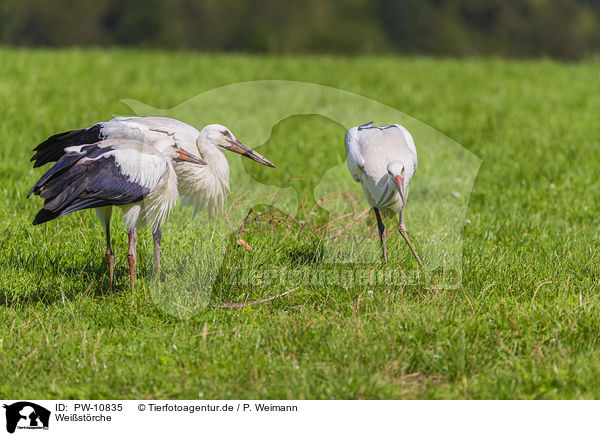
1;0;600;59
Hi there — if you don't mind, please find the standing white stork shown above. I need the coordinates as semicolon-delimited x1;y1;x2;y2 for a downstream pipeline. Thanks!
28;138;207;293
345;122;423;266
31;117;276;269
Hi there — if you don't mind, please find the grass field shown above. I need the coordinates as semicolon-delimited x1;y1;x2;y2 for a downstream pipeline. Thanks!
1;48;599;399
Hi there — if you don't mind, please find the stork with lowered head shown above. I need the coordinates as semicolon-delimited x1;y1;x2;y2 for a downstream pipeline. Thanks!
345;122;423;266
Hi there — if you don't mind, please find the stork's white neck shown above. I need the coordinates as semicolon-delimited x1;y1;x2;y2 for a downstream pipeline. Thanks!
193;130;214;154
173;134;231;218
194;134;228;170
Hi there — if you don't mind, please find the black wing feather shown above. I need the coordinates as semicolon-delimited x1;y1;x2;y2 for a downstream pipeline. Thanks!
28;144;108;197
31;124;104;168
30;145;152;225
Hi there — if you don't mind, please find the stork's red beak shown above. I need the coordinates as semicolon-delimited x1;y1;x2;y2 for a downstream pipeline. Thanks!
225;139;277;168
394;175;405;204
176;149;207;165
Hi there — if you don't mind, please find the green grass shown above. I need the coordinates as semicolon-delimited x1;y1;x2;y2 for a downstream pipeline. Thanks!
1;48;600;399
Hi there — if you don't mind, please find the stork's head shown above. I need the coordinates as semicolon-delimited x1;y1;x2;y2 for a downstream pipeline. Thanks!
387;161;406;205
199;124;276;168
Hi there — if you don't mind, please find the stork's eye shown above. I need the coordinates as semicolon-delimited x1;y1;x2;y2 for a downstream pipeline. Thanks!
221;130;232;138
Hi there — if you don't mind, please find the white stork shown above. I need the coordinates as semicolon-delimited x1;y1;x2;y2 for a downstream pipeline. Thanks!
28;138;207;293
345;122;423;266
31;117;276;260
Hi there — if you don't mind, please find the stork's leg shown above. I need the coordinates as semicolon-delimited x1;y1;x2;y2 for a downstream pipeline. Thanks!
399;207;423;268
374;208;387;262
152;226;162;276
105;224;115;295
127;228;138;294
97;207;114;295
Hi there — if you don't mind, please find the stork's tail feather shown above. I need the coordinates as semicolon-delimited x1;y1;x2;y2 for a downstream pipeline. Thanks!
32;208;62;225
31;124;103;167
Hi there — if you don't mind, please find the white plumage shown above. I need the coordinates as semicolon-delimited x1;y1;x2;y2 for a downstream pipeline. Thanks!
345;122;422;265
68;140;177;230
